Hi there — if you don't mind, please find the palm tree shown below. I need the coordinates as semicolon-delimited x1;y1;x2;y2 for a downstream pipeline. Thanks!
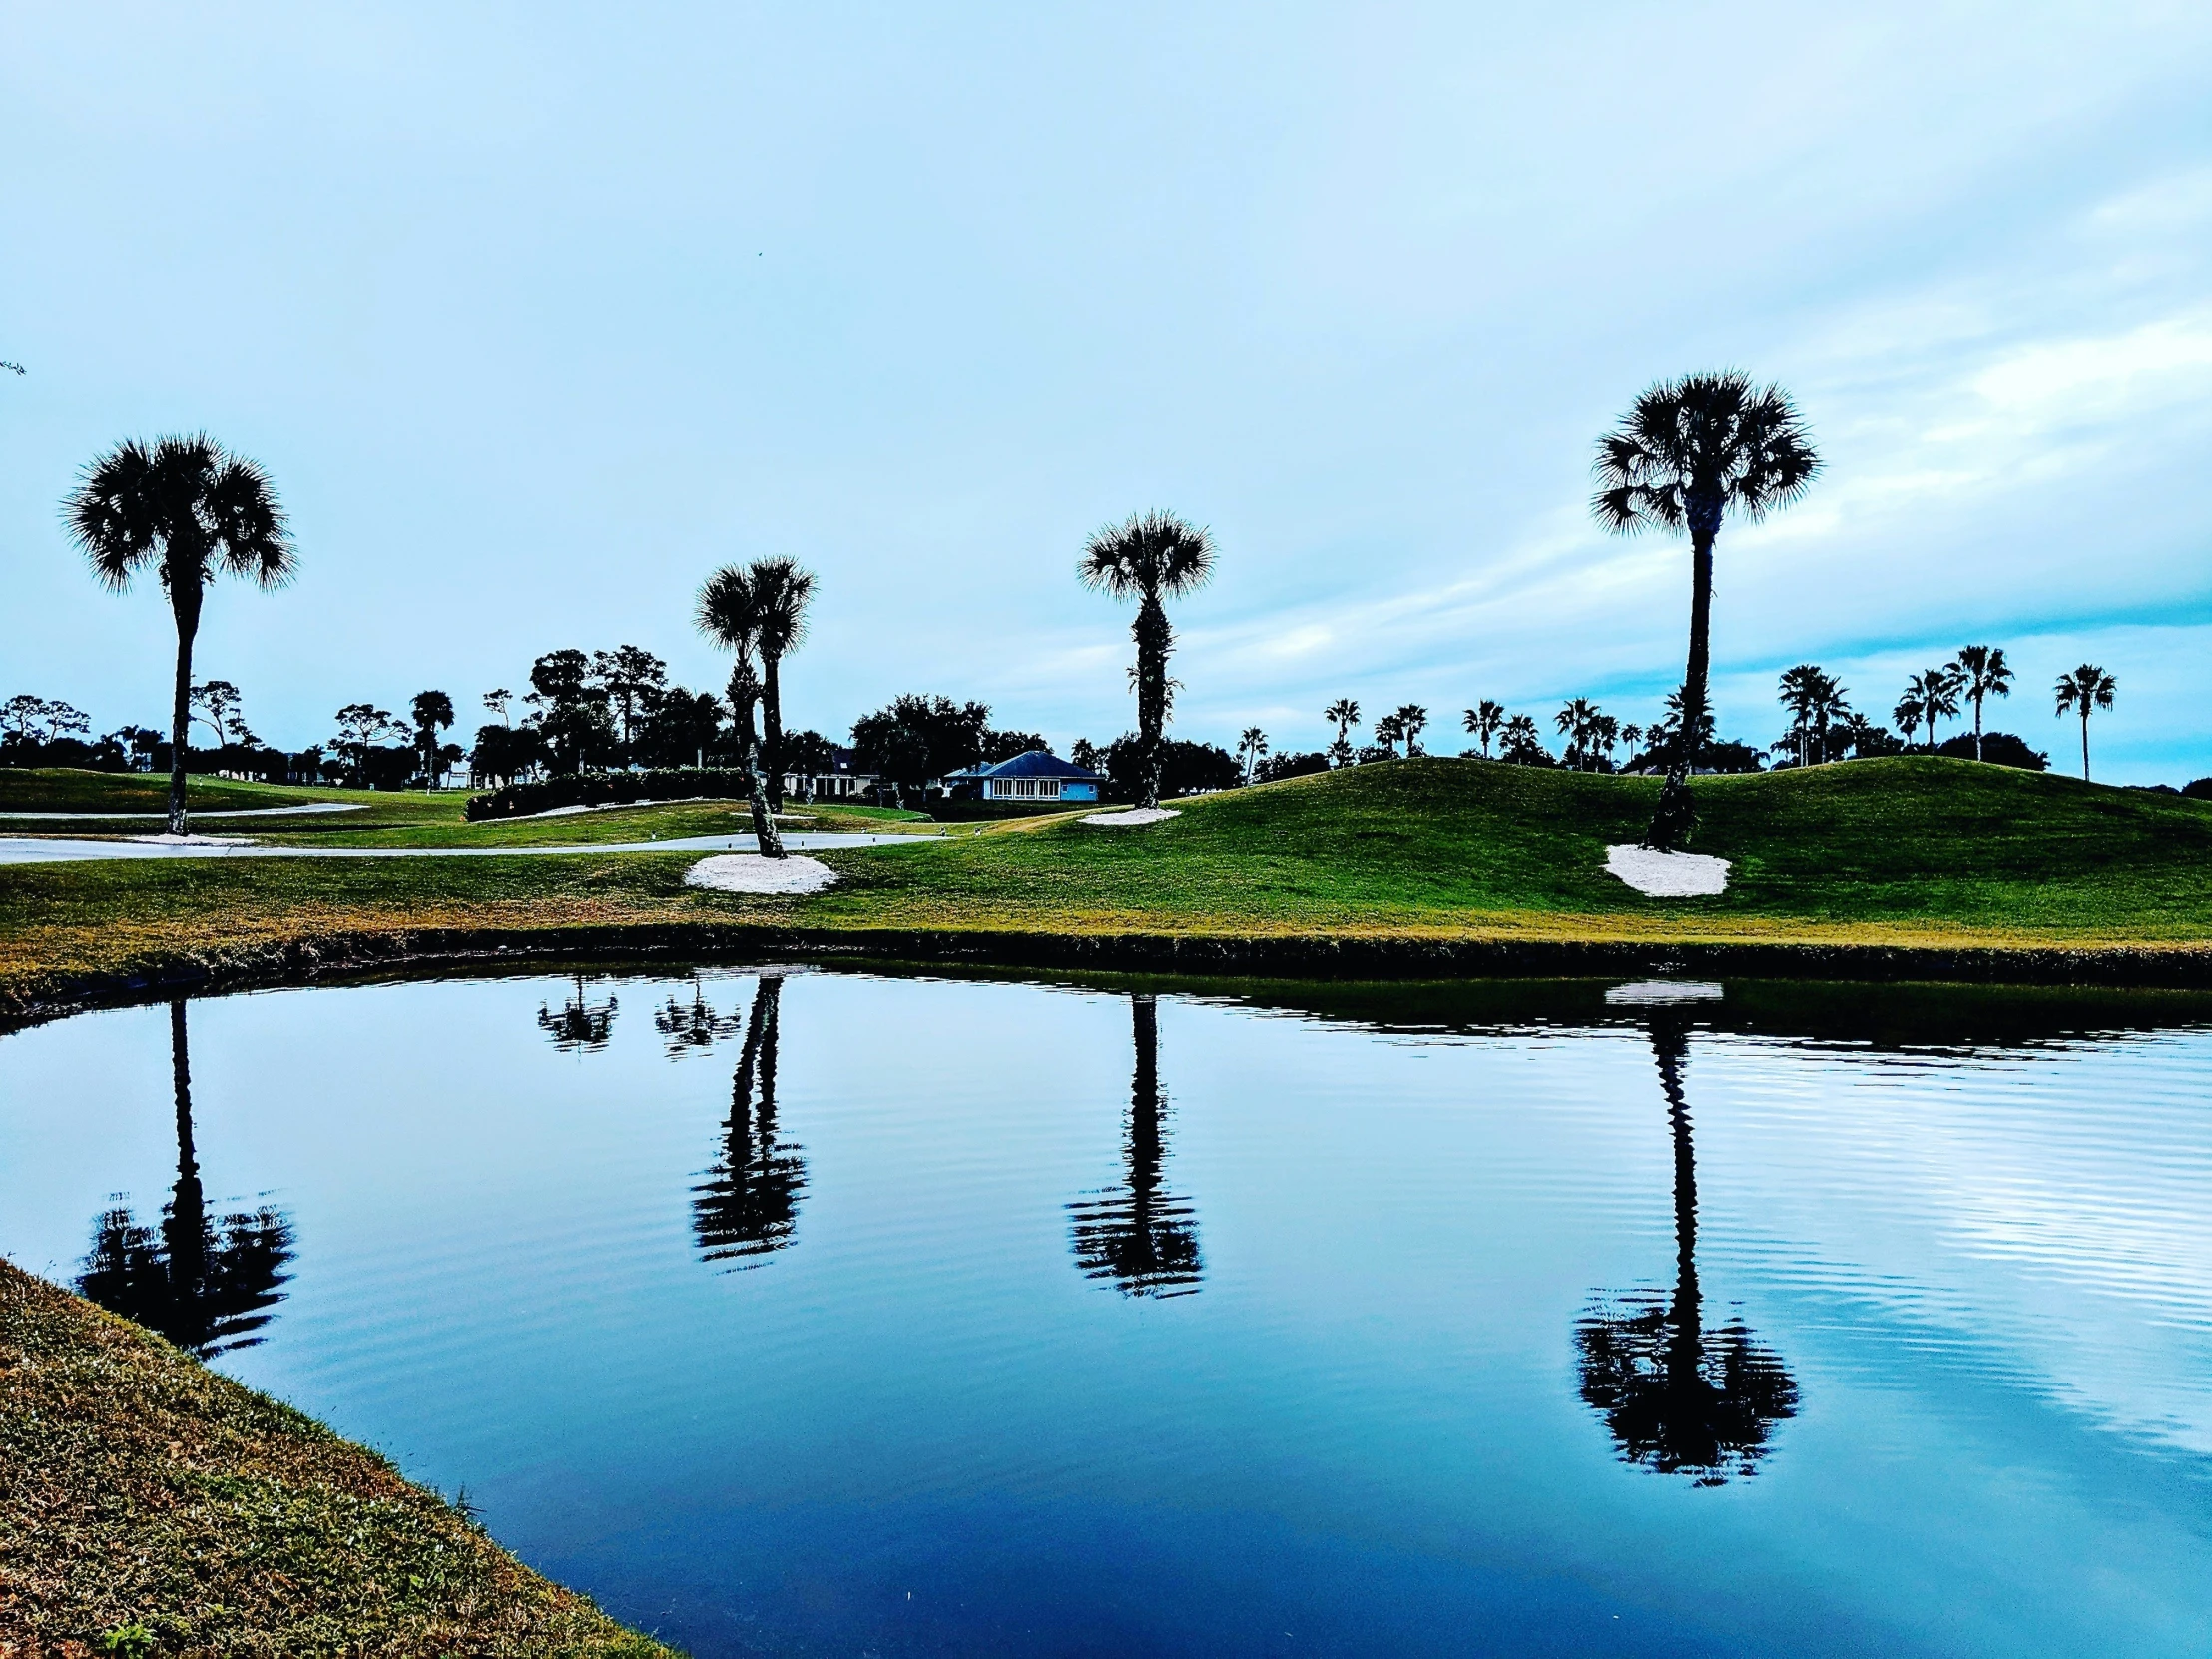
694;975;806;1268
410;690;454;789
695;565;787;857
1078;510;1216;808
2053;665;2117;782
1325;697;1361;766
1807;672;1851;765
64;435;295;835
1574;1010;1797;1484
1775;665;1822;768
1620;722;1645;768
1892;686;1928;750
1591;713;1622;772
1463;699;1505;759
1555;697;1600;770
1501;712;1543;763
1236;726;1270;783
77;999;294;1359
1393;704;1429;757
1068;994;1201;1298
1950;646;2013;761
1593;374;1820;849
1899;668;1959;751
745;558;817;810
1373;711;1405;758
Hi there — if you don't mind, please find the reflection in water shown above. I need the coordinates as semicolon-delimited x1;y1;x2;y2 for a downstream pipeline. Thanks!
1574;1010;1797;1485
539;972;619;1052
76;999;293;1359
654;981;743;1056
693;976;806;1268
1068;994;1203;1298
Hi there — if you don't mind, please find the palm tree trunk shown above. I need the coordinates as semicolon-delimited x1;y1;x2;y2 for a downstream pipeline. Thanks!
167;596;202;836
2081;711;2091;782
728;665;785;858
1972;694;1984;762
763;653;786;812
1648;510;1716;850
1133;595;1171;810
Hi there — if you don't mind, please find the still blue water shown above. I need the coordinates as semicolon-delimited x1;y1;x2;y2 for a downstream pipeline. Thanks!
4;969;2209;1656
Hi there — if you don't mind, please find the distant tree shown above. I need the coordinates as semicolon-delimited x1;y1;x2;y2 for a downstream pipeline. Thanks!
331;703;398;783
980;728;1050;765
525;650;615;774
1097;734;1242;801
1071;738;1102;772
190;679;244;748
470;722;546;787
1254;750;1331;784
1373;711;1405;759
2052;664;2117;782
634;689;728;770
591;646;668;756
1393;704;1429;757
1898;668;1960;751
696;566;786;856
1555;698;1601;770
65;435;295;834
1324;698;1362;767
1591;713;1621;772
1593;373;1819;849
1776;665;1850;766
1463;699;1505;759
409;691;455;787
1499;713;1552;766
850;694;991;802
778;728;838;797
1949;645;2013;762
482;687;514;726
742;558;817;809
1237;726;1270;783
1079;510;1216;808
1933;731;2046;772
1620;722;1645;767
1892;686;1930;750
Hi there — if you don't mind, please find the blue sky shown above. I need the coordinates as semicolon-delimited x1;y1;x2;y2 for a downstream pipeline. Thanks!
3;3;2208;780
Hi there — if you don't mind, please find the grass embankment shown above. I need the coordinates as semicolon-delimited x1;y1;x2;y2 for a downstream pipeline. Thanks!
0;1259;675;1658
0;770;954;847
3;758;2210;1015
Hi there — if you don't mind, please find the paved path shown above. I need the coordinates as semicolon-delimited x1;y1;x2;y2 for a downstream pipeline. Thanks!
0;803;369;821
0;831;931;866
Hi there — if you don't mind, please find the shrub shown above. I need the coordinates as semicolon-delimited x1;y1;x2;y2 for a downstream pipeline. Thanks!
2181;778;2212;801
1934;732;2049;772
466;767;756;821
1254;750;1332;784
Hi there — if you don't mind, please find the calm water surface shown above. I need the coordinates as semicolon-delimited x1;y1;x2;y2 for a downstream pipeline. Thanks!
4;969;2209;1656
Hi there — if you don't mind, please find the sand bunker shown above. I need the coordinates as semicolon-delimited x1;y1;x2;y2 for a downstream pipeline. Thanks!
1604;843;1730;897
1081;808;1181;827
683;853;838;895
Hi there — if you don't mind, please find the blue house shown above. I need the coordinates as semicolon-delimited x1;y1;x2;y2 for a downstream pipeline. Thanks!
944;749;1104;803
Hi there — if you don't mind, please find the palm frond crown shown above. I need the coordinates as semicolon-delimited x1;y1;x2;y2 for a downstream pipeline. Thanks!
747;556;817;658
1592;372;1820;535
696;564;763;657
64;434;294;593
1077;509;1216;601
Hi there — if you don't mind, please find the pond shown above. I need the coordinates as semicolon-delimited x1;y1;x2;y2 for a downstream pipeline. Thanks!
4;967;2210;1656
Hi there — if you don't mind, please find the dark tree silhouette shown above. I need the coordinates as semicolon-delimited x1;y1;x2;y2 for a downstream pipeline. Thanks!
2053;664;2117;783
1593;374;1819;849
1079;511;1217;809
77;999;293;1360
696;565;787;857
1574;1011;1797;1485
64;435;296;835
537;973;618;1052
694;975;807;1268
1068;994;1203;1298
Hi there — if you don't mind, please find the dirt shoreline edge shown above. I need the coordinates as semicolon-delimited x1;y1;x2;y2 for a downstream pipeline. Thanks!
9;918;2211;1032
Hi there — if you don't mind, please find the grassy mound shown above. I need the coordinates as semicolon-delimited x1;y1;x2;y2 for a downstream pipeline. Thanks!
0;1259;676;1657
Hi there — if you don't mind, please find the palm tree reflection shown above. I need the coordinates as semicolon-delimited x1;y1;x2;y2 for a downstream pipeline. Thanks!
77;998;294;1360
654;980;741;1056
693;975;806;1268
1068;994;1203;1298
1574;1010;1797;1485
538;972;618;1052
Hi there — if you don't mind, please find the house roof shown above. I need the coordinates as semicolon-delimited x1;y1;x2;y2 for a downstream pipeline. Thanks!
980;749;1103;781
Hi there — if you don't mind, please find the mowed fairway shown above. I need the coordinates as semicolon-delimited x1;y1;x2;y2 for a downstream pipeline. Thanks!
4;757;2211;1012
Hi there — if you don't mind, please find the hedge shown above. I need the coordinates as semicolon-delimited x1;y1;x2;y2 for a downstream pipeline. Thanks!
465;768;758;821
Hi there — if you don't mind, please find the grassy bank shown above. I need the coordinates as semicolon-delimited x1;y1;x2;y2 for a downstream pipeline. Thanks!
3;758;2211;1018
0;1259;676;1657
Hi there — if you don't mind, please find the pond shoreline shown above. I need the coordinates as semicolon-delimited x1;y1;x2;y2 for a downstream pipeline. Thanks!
7;915;2212;1033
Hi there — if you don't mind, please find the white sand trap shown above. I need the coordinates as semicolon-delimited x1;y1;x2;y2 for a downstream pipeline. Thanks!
1605;843;1730;897
684;853;838;895
1082;808;1181;827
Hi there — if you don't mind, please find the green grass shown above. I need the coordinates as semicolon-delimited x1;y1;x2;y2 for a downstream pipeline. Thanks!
3;759;2209;1016
0;1257;679;1657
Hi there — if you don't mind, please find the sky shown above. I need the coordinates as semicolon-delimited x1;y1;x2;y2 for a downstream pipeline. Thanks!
2;1;2209;781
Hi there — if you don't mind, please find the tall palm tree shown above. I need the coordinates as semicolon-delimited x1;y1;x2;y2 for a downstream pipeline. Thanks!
746;557;817;810
1775;665;1823;768
1555;697;1600;770
1236;726;1270;783
1501;712;1543;763
1593;374;1820;849
77;998;294;1359
1464;699;1505;759
1807;672;1851;765
696;564;787;857
1324;697;1361;765
1574;1009;1797;1484
1393;703;1429;757
64;435;295;835
2053;665;2117;782
1950;645;2013;761
1892;686;1929;750
1079;510;1216;808
1068;994;1202;1298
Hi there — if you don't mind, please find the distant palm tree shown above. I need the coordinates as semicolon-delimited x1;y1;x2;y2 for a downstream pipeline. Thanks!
1775;665;1822;768
1079;510;1216;808
410;690;455;789
1621;722;1645;767
1900;668;1960;751
696;565;787;857
1501;712;1544;763
746;557;817;810
1593;374;1820;849
1892;686;1930;750
1591;713;1621;772
1807;673;1851;764
2053;664;2117;782
1555;697;1600;770
1950;646;2013;761
1464;699;1505;759
64;435;295;835
1324;697;1361;766
1236;726;1270;783
1373;711;1405;758
1393;704;1429;757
